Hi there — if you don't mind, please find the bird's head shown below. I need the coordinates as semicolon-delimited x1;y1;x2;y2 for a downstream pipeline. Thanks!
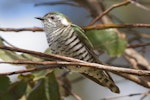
36;12;71;30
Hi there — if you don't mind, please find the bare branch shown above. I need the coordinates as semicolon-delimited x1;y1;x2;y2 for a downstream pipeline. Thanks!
0;60;150;76
35;1;80;7
89;0;130;25
118;73;150;88
127;42;150;48
70;92;82;100
84;23;150;30
100;91;150;100
124;48;150;70
138;33;150;39
129;0;150;11
0;27;43;32
0;46;84;62
140;91;150;100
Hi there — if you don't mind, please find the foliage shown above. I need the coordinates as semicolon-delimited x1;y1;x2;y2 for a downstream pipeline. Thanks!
0;76;27;100
0;38;61;100
0;72;60;100
86;29;127;57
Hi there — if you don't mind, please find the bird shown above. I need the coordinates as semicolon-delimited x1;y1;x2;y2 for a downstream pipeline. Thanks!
36;12;120;93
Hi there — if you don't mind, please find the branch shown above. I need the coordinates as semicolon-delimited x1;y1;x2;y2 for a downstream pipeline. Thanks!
84;23;150;30
0;61;150;76
1;23;150;33
117;73;150;88
100;91;150;100
127;42;150;48
89;0;130;25
0;46;84;62
35;1;80;7
124;48;150;70
129;0;150;11
0;27;43;32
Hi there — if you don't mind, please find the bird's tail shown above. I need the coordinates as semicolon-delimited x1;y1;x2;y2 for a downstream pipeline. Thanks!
82;68;120;93
66;66;120;93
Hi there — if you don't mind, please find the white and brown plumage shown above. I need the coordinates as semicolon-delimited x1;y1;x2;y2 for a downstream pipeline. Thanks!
36;12;120;93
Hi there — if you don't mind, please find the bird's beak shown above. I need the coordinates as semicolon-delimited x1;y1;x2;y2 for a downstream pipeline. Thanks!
35;17;44;21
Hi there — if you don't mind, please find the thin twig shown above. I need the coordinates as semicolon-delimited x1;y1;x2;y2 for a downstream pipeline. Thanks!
0;61;150;76
0;46;85;62
100;91;150;100
84;23;150;30
0;27;43;32
127;42;150;48
35;1;79;7
89;0;130;25
140;91;150;100
117;73;150;88
70;92;82;100
129;0;150;11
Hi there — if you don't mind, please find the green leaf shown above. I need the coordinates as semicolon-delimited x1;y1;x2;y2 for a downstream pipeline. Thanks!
27;79;47;100
0;81;27;100
0;39;25;61
32;70;48;81
21;47;51;62
0;49;25;61
46;71;60;100
18;74;34;82
44;48;51;54
0;76;11;94
28;47;52;81
85;29;127;57
21;53;43;62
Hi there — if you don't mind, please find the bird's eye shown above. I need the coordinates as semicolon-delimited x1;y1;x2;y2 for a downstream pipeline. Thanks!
50;16;55;20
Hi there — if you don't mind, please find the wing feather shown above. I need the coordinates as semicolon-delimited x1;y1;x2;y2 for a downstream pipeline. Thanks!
71;24;115;82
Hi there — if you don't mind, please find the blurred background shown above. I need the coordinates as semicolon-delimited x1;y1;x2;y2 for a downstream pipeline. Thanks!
0;0;150;100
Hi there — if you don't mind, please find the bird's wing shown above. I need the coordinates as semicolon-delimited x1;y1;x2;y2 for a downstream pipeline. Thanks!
70;24;120;93
71;24;103;63
71;24;115;82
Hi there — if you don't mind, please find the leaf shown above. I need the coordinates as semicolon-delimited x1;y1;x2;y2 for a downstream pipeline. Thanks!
27;71;60;100
46;71;61;100
0;81;27;100
28;48;52;81
18;74;34;82
0;39;25;61
22;48;52;81
27;79;47;100
21;47;51;62
44;48;51;54
0;76;11;94
32;70;48;81
85;29;127;57
21;53;43;62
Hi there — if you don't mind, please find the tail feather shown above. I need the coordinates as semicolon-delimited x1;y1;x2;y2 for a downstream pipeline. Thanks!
82;68;120;93
66;66;120;93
